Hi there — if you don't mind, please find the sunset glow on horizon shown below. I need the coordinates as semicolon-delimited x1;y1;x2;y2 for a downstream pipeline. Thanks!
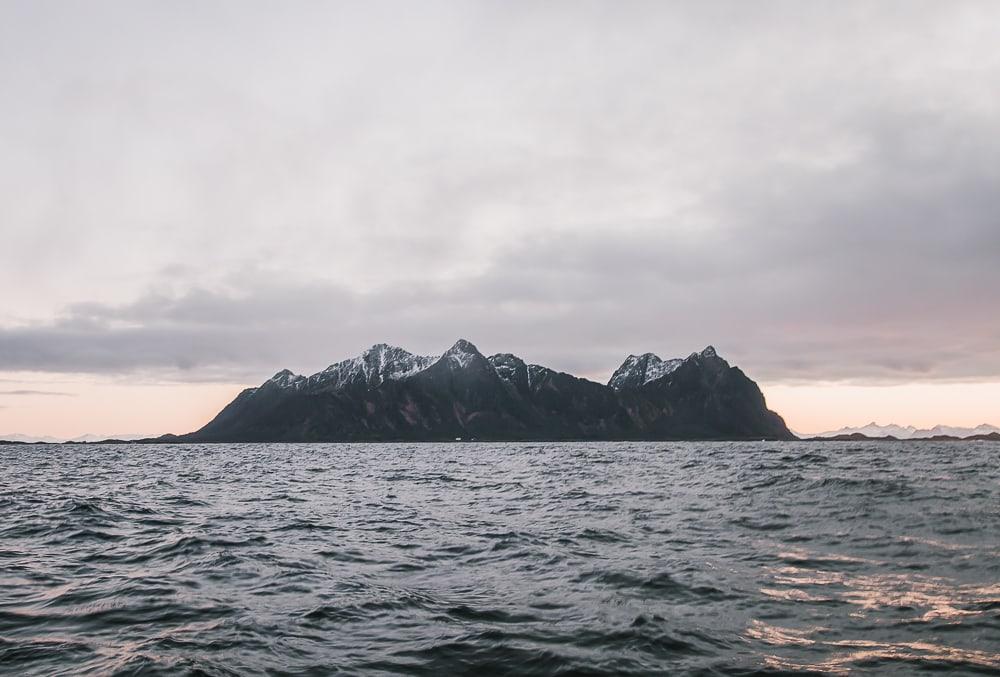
2;369;997;440
2;2;999;440
4;5;1000;676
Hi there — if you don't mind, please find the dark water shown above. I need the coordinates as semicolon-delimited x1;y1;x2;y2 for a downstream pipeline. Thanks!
1;442;998;676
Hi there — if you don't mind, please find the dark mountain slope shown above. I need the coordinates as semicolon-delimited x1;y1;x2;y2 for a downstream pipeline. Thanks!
181;340;793;442
627;347;792;440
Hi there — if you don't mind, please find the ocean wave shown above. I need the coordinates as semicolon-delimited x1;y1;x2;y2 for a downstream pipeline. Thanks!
0;439;996;675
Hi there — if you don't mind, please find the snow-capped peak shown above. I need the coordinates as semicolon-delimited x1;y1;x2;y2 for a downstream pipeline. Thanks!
274;340;491;394
446;338;479;354
313;344;437;390
488;353;526;380
442;339;482;368
268;369;306;389
608;352;684;390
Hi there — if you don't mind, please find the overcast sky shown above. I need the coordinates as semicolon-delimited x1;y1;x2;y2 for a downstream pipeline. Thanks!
2;1;999;437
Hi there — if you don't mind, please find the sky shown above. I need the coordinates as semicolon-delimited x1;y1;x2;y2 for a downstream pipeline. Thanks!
1;0;999;439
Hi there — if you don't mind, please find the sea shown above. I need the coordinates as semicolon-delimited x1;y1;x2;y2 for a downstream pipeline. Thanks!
1;441;998;676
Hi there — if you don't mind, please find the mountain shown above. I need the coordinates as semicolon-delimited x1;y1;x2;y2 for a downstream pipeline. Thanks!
913;424;1000;438
177;340;793;442
67;433;152;443
608;353;684;390
815;432;900;442
813;422;1000;440
0;432;152;444
0;433;64;444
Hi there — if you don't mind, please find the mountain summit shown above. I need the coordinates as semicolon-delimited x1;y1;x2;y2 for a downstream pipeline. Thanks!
180;340;792;442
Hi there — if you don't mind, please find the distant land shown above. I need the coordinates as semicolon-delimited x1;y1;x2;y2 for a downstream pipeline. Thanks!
151;339;793;442
807;422;1000;440
4;357;998;445
0;433;152;445
808;431;1000;442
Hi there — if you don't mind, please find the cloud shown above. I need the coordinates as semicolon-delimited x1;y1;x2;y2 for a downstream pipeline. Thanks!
1;153;998;388
0;389;77;397
1;2;999;386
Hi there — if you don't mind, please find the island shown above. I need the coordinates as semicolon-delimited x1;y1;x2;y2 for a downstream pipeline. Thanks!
167;340;794;442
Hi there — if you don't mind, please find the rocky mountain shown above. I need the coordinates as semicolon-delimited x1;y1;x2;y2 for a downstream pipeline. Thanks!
813;422;1000;440
179;340;793;442
607;352;684;390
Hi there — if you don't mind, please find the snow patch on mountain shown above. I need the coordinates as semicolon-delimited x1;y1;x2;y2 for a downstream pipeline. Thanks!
263;340;739;400
526;364;552;389
608;353;683;390
314;344;439;389
442;339;481;368
269;369;307;389
489;354;526;382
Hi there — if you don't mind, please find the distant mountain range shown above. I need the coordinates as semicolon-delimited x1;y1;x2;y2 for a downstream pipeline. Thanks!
167;339;793;442
810;423;1000;440
0;432;151;444
0;433;64;444
8;347;992;446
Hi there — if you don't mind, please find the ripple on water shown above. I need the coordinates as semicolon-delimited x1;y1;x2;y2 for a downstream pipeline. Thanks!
0;440;997;675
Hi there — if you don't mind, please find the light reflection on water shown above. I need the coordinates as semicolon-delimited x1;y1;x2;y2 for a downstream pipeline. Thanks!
750;538;1000;673
0;440;997;675
762;564;1000;621
750;619;1000;674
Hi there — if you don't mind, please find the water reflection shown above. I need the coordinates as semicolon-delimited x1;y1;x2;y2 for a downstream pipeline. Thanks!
749;542;1000;672
750;620;1000;674
763;564;1000;622
2;441;997;675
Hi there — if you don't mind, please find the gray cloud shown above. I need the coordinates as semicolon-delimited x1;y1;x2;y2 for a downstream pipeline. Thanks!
1;171;998;387
1;1;999;386
0;389;76;397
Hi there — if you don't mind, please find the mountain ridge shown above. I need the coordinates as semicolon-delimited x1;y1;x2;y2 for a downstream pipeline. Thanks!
810;422;1000;440
176;339;793;442
0;432;153;444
